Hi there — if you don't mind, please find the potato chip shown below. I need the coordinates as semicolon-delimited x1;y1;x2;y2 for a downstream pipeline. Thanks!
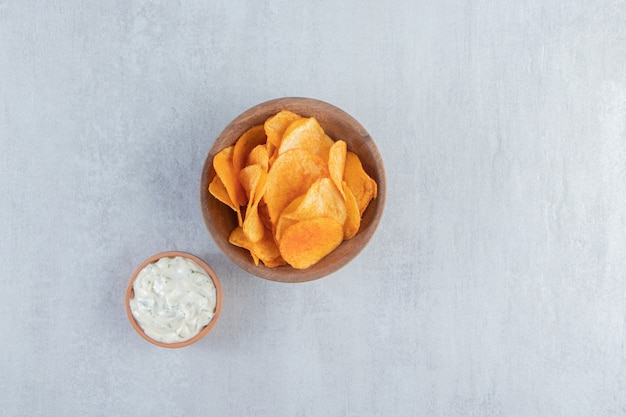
229;226;283;267
232;125;267;176
264;110;302;150
290;178;345;224
242;205;265;243
238;164;262;202
213;145;246;212
208;174;235;211
278;117;333;162
276;178;346;239
264;149;329;225
252;229;283;265
278;217;344;269
274;196;302;242
246;144;269;172
328;140;347;200
258;200;273;232
262;256;287;268
342;181;361;239
209;174;244;227
344;151;377;215
238;164;267;242
229;226;258;264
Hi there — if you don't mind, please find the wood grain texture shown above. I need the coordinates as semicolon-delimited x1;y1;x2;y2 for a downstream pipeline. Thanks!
200;97;386;282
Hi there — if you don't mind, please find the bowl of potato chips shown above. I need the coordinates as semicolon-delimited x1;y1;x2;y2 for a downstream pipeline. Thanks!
200;97;385;283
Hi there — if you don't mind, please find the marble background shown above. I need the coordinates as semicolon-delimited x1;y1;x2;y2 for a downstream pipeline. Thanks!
1;0;626;415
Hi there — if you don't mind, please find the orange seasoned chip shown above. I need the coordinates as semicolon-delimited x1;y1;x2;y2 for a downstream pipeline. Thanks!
229;226;258;264
268;147;279;167
344;151;377;215
264;149;329;226
278;117;333;162
264;110;302;150
238;164;263;202
342;182;361;239
262;256;287;268
288;178;345;224
276;177;346;237
228;226;250;248
274;195;303;242
232;125;267;176
252;229;283;265
246;144;269;172
258;200;273;232
229;226;283;267
209;174;243;227
242;205;265;243
278;217;344;269
239;165;268;243
208;174;235;211
274;178;347;242
213;145;246;214
328;140;347;199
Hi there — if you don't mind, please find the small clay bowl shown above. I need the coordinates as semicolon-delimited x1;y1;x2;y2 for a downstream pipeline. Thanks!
125;251;223;348
200;97;386;283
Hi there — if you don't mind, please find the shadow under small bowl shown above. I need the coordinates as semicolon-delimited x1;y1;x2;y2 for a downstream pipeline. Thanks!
125;251;223;348
200;97;386;283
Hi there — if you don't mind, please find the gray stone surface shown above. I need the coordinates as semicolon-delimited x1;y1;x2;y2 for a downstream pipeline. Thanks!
2;1;626;415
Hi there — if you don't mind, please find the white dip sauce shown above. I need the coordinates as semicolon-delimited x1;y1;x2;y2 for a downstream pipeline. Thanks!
129;256;217;344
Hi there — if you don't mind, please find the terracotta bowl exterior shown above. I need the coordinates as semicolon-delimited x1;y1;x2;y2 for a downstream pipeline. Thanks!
125;251;223;348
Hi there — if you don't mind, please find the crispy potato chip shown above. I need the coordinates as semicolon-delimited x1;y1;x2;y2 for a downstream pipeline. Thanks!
274;195;303;242
209;174;243;226
213;145;247;208
258;200;273;232
233;125;267;176
268;148;279;167
213;146;247;206
239;164;263;202
252;229;282;265
243;205;265;243
229;226;258;264
264;149;329;225
264;110;302;150
342;181;361;239
229;225;283;267
262;256;287;268
208;174;235;210
246;144;269;172
253;167;269;206
328;140;347;200
279;217;344;269
277;177;346;234
344;151;378;215
290;178;346;224
274;178;346;242
264;112;308;168
240;165;268;243
278;117;333;162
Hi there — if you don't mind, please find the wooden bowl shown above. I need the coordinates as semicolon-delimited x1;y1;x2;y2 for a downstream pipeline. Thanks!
200;97;386;283
125;251;223;348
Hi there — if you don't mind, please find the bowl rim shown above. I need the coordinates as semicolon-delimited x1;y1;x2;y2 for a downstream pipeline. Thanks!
200;97;386;283
125;251;223;348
